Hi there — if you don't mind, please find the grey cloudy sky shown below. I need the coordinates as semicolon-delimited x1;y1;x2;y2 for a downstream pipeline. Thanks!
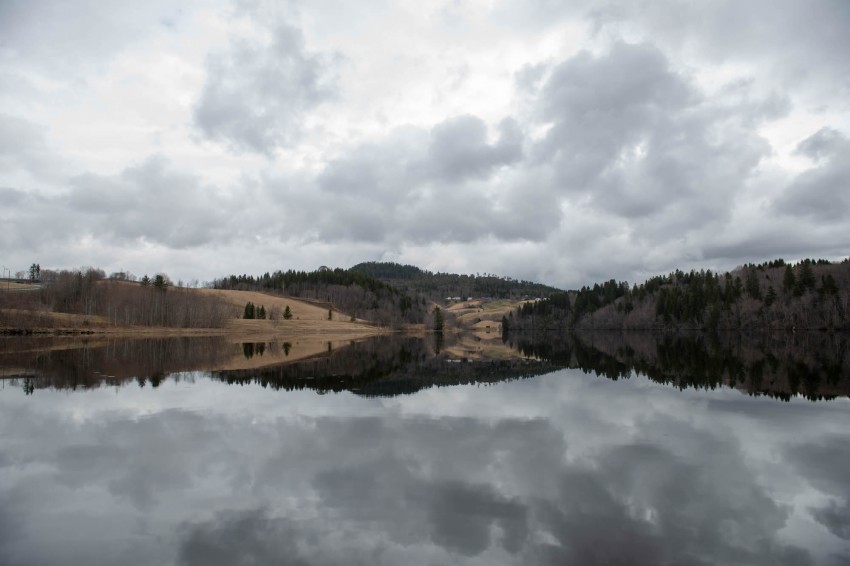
2;0;849;288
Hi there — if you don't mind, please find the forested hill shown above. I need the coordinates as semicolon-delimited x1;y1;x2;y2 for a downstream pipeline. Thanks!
212;267;425;326
511;258;850;332
350;261;563;300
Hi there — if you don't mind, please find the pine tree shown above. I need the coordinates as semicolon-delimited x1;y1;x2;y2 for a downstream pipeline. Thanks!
764;286;777;307
283;305;293;320
745;270;761;299
783;265;796;293
799;262;816;290
328;308;333;320
433;306;444;332
243;302;255;319
820;274;839;296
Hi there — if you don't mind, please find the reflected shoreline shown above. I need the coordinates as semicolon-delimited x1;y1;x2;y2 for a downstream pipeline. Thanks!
2;330;850;401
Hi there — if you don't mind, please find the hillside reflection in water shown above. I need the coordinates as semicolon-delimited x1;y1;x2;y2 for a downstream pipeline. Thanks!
0;332;848;565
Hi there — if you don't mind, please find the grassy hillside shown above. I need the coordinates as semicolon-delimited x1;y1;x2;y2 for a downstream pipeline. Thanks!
0;269;384;337
213;267;425;327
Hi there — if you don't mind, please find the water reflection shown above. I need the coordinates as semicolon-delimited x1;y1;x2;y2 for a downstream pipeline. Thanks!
0;333;849;564
568;331;850;401
3;331;850;401
0;333;566;397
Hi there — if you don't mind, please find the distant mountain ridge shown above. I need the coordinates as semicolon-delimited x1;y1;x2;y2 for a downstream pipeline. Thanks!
349;261;563;300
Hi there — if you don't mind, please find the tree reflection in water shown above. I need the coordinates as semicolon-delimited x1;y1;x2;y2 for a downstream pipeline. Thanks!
1;331;849;401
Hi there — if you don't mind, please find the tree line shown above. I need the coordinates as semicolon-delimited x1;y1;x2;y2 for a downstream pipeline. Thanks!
349;261;563;300
512;258;850;332
1;267;234;330
213;267;426;326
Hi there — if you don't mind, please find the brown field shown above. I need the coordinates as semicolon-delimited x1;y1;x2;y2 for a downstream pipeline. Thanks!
0;333;378;376
1;286;388;339
212;336;366;371
438;298;528;360
442;332;519;361
198;288;385;338
447;298;522;335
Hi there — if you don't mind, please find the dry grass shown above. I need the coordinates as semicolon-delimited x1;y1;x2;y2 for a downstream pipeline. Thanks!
0;282;40;291
443;332;521;361
196;288;385;338
451;299;521;327
212;336;365;371
2;287;388;340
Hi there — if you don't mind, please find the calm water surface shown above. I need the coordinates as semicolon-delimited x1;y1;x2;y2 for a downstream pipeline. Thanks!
1;334;849;565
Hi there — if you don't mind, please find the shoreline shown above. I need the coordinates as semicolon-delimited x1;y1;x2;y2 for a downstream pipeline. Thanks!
1;324;392;339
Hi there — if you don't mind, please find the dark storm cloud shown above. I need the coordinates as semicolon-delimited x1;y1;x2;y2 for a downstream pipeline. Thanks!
194;23;338;154
775;128;850;221
66;156;232;248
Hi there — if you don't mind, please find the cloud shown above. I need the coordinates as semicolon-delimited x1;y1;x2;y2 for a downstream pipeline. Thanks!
66;156;232;248
5;358;844;565
425;115;523;182
810;501;850;541
785;434;850;542
774;128;850;221
2;1;849;287
0;0;191;71
534;41;770;228
312;116;546;246
2;38;797;287
503;0;850;99
178;508;311;566
194;23;338;154
0;113;66;184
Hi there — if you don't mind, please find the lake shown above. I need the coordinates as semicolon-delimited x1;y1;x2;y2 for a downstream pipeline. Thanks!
1;332;849;565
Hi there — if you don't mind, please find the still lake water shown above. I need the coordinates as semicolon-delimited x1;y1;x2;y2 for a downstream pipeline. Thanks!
1;333;849;565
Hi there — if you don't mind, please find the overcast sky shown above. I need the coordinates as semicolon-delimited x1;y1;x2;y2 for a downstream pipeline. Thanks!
2;0;849;288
